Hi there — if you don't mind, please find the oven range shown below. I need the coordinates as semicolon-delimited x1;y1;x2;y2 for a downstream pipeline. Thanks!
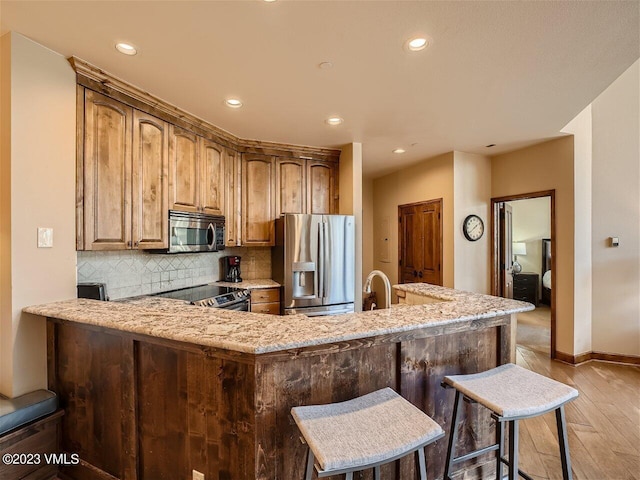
154;284;251;311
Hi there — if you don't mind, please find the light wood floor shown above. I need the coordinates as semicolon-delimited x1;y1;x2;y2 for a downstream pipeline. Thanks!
517;345;640;480
517;306;551;355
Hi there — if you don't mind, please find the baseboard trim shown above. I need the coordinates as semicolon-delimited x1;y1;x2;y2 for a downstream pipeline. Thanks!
554;350;640;366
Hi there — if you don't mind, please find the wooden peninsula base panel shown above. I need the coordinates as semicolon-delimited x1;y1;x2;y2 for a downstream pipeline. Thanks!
46;315;510;480
26;284;532;480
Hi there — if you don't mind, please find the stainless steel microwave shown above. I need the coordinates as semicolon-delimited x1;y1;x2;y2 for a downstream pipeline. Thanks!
162;210;225;253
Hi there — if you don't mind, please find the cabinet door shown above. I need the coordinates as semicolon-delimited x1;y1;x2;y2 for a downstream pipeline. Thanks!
276;158;306;216
132;111;169;249
242;154;275;246
224;148;241;246
168;126;199;213
199;138;224;215
83;90;132;250
307;160;337;214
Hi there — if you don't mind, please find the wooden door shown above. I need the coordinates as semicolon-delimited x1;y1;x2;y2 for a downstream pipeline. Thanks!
242;154;276;246
224;148;241;246
398;199;443;285
168;126;199;213
131;111;169;250
83;90;132;250
307;160;336;214
276;158;306;216
199;138;224;215
499;203;514;298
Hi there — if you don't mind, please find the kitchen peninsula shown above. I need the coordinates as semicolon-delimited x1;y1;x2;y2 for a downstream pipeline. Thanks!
25;284;533;480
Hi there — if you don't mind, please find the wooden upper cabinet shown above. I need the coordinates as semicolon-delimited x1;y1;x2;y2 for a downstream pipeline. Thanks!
307;160;337;214
168;126;199;213
83;90;133;250
199;138;224;215
224;148;241;247
242;154;276;246
276;158;306;216
132;111;169;249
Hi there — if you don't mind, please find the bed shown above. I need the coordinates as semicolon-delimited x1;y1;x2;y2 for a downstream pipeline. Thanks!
541;238;552;305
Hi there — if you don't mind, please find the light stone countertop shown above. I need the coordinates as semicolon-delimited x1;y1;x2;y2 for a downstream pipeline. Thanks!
215;279;280;289
23;284;533;355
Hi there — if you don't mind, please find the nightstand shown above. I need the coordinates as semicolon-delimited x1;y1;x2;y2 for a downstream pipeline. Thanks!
513;272;539;306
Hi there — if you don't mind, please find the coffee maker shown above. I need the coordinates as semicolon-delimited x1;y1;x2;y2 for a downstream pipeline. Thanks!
223;255;242;283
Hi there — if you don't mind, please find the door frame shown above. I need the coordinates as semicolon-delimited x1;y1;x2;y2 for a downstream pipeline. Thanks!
398;198;444;286
491;190;557;359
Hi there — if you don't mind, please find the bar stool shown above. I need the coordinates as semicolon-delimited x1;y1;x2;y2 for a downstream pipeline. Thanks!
442;363;578;480
291;387;445;479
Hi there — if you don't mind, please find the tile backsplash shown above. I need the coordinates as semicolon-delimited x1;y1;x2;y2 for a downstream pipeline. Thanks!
77;247;271;300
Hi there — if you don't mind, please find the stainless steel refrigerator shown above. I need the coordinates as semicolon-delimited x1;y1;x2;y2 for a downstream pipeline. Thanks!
272;214;355;316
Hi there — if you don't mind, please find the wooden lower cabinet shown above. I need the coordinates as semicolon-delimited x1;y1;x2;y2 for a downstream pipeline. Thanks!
47;314;510;480
249;287;280;314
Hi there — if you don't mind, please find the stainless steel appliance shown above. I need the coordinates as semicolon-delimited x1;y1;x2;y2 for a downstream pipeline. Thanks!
77;282;108;301
272;214;355;316
153;210;225;253
223;256;242;283
154;284;250;311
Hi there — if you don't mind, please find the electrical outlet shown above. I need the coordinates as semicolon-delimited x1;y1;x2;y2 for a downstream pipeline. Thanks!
37;227;54;248
192;470;205;480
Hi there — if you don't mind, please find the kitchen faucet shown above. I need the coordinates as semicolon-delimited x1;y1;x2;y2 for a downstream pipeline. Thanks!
363;270;391;309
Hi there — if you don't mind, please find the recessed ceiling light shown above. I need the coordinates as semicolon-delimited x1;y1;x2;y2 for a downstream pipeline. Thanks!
405;36;430;52
326;116;343;126
263;0;277;2
319;62;333;69
115;43;137;55
225;98;243;108
392;148;406;154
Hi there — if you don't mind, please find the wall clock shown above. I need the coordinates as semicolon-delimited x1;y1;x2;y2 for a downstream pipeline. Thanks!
463;214;484;241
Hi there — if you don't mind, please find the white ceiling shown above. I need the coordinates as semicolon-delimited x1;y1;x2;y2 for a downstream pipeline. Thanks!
1;1;638;177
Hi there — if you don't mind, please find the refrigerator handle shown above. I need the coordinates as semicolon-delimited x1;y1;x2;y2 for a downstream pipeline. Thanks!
323;219;331;301
318;221;324;299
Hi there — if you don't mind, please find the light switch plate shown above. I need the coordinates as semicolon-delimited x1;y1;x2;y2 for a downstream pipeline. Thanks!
610;236;620;247
37;227;53;248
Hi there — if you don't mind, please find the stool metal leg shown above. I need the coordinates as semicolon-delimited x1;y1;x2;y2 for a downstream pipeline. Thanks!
304;448;315;480
496;419;504;480
444;390;463;480
507;420;519;480
416;446;427;480
374;465;381;480
345;473;353;480
555;406;573;480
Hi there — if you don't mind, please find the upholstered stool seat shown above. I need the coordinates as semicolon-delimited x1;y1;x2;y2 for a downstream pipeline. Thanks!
442;363;578;480
291;387;444;479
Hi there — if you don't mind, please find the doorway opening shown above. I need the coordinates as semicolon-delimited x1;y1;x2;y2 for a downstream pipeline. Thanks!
398;199;443;286
491;191;556;359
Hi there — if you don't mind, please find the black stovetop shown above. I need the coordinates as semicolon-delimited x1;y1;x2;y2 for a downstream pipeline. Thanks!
153;284;240;303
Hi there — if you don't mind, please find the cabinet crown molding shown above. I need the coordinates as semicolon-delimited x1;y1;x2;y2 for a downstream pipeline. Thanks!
69;56;341;161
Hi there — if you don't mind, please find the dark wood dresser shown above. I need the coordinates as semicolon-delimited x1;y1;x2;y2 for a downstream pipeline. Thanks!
513;272;539;306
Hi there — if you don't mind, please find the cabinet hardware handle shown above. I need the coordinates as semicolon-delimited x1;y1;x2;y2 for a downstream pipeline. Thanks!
127;241;132;247
134;241;139;247
413;270;417;277
418;271;423;278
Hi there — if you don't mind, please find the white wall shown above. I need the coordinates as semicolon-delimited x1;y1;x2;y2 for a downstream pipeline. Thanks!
507;197;551;278
561;104;593;356
0;33;77;397
591;60;640;356
453;152;491;293
339;143;363;311
373;152;455;296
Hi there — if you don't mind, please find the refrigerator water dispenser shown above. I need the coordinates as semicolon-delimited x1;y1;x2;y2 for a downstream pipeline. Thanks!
292;261;316;299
